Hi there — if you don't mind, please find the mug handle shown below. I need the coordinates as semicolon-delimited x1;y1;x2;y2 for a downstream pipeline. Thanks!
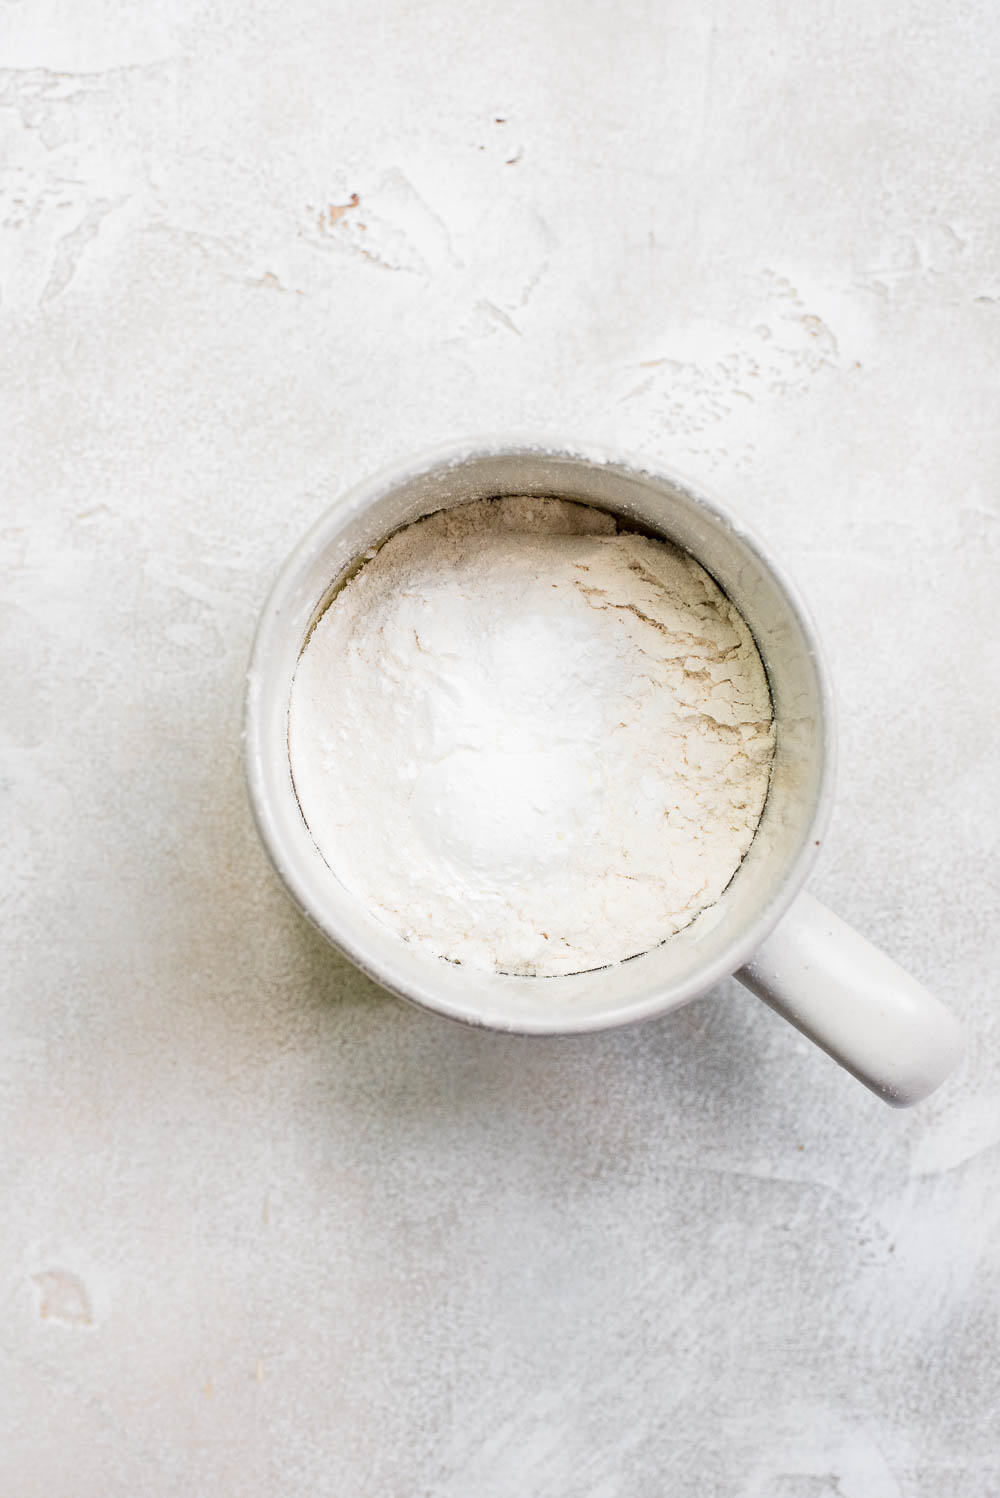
736;892;964;1106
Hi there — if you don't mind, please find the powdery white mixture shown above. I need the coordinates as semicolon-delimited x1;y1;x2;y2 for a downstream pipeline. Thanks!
289;497;775;977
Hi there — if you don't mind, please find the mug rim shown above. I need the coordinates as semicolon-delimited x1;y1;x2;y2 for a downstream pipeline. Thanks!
244;436;837;1032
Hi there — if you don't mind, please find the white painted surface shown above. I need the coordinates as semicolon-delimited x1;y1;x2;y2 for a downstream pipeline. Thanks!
2;1;998;1493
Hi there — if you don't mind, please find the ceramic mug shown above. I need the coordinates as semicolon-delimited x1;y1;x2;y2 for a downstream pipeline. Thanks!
244;439;964;1106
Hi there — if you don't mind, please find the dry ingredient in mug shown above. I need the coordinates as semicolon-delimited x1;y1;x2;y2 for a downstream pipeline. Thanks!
289;497;775;977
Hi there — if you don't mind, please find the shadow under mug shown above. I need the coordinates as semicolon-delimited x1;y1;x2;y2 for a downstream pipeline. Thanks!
245;439;964;1107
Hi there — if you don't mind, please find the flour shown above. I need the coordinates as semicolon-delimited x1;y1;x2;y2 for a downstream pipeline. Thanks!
288;496;775;977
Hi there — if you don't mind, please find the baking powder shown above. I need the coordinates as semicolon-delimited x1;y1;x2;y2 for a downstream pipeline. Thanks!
288;497;775;976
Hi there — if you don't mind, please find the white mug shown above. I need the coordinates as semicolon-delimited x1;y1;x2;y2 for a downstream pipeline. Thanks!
244;439;964;1106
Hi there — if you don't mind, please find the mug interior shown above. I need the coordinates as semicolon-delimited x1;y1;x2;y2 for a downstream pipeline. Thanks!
245;442;833;1033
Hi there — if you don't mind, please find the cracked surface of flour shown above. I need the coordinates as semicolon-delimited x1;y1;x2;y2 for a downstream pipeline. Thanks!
289;497;775;976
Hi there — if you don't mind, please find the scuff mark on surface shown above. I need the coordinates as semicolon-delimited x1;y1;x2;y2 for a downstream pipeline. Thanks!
476;298;521;336
307;167;457;277
228;268;303;295
0;61;169;114
32;1269;93;1327
513;257;549;309
41;196;122;302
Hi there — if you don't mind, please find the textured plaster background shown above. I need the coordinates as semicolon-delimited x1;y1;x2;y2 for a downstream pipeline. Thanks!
2;1;1000;1494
